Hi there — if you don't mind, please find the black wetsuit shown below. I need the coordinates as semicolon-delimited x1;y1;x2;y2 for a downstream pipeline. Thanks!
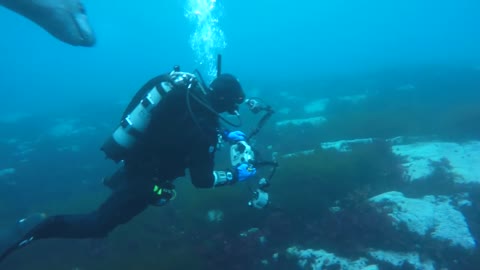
29;74;220;239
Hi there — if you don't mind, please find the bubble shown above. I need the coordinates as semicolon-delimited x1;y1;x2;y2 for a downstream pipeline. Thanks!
185;0;226;80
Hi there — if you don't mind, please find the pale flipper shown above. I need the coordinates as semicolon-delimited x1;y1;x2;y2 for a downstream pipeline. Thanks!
0;0;95;46
0;213;47;263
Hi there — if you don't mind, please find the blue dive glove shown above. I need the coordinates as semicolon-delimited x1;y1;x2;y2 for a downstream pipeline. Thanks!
226;130;246;143
236;163;256;182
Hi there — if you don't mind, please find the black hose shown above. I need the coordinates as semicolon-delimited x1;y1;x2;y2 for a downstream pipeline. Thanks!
247;110;274;140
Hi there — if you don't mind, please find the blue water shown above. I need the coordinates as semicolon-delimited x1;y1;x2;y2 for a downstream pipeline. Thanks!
1;1;480;269
1;0;479;112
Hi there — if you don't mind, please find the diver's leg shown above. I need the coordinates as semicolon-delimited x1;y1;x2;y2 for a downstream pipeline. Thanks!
0;213;47;262
31;180;151;239
0;169;152;262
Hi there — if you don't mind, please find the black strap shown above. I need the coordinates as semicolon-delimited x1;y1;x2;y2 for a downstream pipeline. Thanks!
247;109;274;140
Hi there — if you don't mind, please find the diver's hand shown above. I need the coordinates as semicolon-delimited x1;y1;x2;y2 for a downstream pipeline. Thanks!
227;131;246;143
236;163;256;182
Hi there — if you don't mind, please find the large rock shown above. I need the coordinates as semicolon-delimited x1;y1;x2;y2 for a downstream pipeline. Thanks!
392;141;480;184
0;168;15;177
276;116;327;129
287;246;373;270
369;191;476;251
282;138;480;186
368;250;435;270
304;99;330;114
320;138;375;152
287;247;436;270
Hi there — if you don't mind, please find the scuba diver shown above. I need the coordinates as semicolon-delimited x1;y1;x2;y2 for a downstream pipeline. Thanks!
0;66;258;263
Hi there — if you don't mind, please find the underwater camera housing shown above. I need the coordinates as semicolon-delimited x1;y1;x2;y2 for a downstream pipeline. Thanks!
230;141;255;167
249;188;270;209
229;141;272;210
248;178;270;209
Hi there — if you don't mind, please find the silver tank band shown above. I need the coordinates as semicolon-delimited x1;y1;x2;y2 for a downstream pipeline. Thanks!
213;170;234;187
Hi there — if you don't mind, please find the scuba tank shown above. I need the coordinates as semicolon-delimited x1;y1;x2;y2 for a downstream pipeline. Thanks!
101;67;199;163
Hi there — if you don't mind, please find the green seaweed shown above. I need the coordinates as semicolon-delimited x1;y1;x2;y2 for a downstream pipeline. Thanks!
270;140;404;217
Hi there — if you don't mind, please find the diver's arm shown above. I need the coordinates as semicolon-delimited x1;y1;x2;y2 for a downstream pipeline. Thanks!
188;142;237;188
189;148;255;188
192;167;236;188
188;141;215;188
212;164;256;187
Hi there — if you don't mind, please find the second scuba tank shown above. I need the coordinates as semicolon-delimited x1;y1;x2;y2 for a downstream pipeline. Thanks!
101;70;198;163
101;76;172;163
